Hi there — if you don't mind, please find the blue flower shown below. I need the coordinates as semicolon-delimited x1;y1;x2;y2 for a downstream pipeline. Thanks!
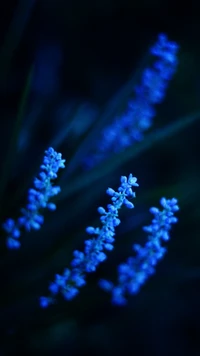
39;174;139;307
2;218;21;249
2;147;65;249
99;197;179;305
83;34;179;168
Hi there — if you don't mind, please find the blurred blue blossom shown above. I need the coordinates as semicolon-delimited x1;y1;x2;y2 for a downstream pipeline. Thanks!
39;174;139;308
84;34;179;168
2;147;65;249
99;197;179;305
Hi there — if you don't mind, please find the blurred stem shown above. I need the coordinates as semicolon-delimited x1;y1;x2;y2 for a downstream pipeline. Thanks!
58;110;200;202
51;101;83;149
0;66;33;215
0;0;36;91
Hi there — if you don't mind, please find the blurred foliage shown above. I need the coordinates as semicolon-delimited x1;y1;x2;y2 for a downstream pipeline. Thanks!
0;1;200;355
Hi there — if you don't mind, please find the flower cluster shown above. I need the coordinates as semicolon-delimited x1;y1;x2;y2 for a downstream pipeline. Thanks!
2;147;65;249
99;197;179;305
83;33;179;168
39;174;139;308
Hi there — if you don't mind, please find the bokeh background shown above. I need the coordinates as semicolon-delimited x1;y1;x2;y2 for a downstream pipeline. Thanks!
0;1;200;355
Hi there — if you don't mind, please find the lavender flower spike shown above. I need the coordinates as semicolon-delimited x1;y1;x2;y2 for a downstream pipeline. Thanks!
99;197;179;305
39;174;139;308
83;33;179;168
2;147;65;249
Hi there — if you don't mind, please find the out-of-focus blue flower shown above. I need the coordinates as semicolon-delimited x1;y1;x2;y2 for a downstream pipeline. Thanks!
83;34;179;168
39;174;139;308
99;197;179;305
2;147;65;249
2;218;21;249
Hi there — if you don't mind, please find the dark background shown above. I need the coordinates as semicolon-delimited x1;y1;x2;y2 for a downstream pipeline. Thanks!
0;1;200;355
